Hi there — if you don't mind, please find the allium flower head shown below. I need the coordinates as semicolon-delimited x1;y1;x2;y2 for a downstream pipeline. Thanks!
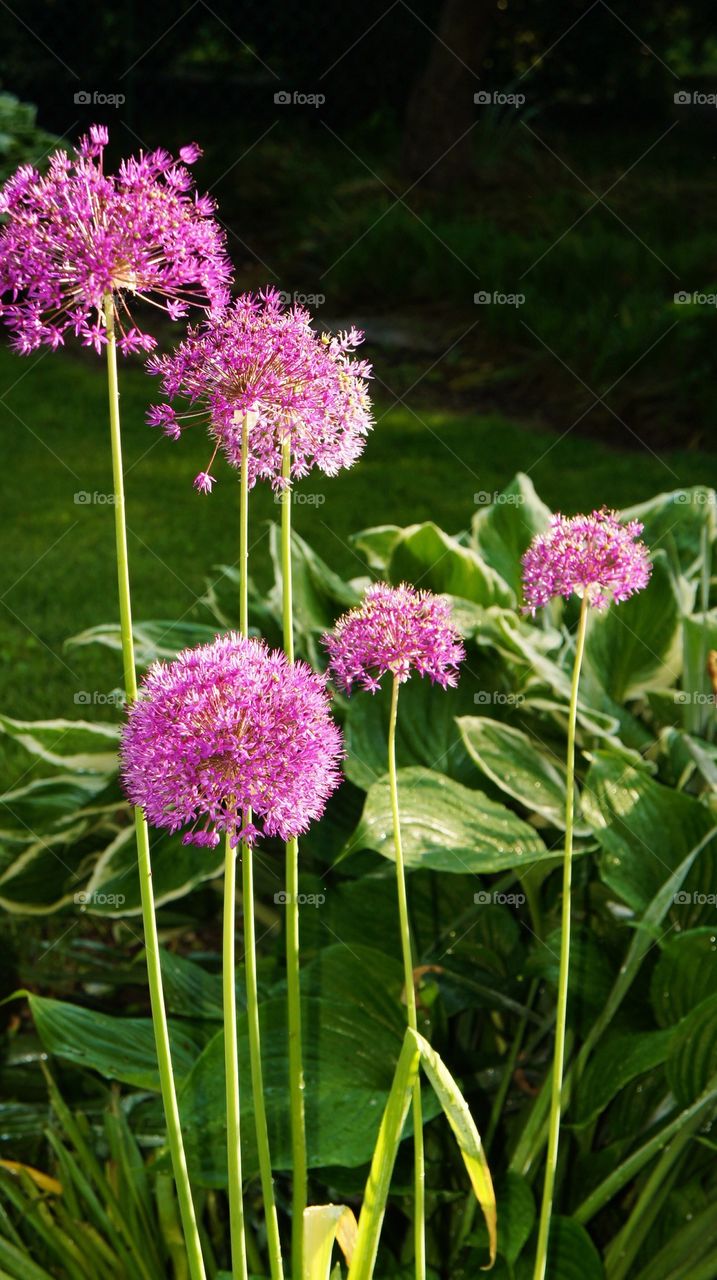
324;582;465;694
146;286;373;490
522;509;651;614
0;126;231;355
120;633;343;846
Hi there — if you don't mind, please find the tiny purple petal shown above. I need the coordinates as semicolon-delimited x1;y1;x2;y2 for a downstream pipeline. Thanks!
193;471;216;494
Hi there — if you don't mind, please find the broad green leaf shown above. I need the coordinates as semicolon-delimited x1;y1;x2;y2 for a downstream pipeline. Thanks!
528;926;615;1038
348;1028;496;1279
85;825;225;915
387;522;514;607
345;766;550;873
495;1172;535;1265
269;524;361;639
28;995;204;1089
632;1199;717;1280
180;945;409;1180
65;620;220;666
667;994;717;1106
471;472;552;597
681;611;717;737
575;1073;717;1226
650;929;717;1025
343;677;475;791
525;1217;603;1280
572;1030;673;1127
457;715;577;830
0;714;118;774
583;553;682;702
583;750;717;915
621;487;716;582
416;1030;496;1266
0;826;106;913
486;620;623;739
469;1173;536;1266
304;1204;357;1280
350;525;402;572
510;837;717;1180
159;951;225;1021
0;775;108;838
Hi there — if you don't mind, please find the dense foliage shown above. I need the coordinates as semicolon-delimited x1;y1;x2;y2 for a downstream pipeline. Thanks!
2;474;716;1278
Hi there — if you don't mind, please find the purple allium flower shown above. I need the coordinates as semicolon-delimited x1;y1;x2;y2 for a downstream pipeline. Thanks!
0;126;231;355
120;632;343;846
521;509;651;614
146;287;373;490
323;582;465;694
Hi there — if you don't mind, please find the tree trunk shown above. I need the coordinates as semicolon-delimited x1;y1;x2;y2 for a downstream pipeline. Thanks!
402;0;494;188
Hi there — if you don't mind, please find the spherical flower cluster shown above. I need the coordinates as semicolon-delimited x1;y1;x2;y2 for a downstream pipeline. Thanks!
0;125;231;355
146;286;373;491
120;632;343;847
323;582;465;694
521;509;651;614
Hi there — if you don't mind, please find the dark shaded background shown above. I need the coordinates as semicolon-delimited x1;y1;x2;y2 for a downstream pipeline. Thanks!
1;0;715;451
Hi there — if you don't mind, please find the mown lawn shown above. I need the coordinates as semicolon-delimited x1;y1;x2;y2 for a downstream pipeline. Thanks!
0;342;710;722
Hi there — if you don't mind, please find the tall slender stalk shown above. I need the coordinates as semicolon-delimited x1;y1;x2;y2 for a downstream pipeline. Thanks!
387;676;426;1280
103;295;206;1280
236;413;284;1280
280;438;307;1280
532;593;589;1280
223;828;248;1280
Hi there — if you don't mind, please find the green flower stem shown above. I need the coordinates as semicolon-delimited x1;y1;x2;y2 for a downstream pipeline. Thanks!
388;676;426;1280
280;439;307;1280
239;412;250;638
532;593;589;1280
103;295;206;1280
237;412;285;1280
223;830;248;1280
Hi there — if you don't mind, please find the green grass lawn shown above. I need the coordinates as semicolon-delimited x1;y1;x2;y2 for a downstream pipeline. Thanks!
0;342;710;723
